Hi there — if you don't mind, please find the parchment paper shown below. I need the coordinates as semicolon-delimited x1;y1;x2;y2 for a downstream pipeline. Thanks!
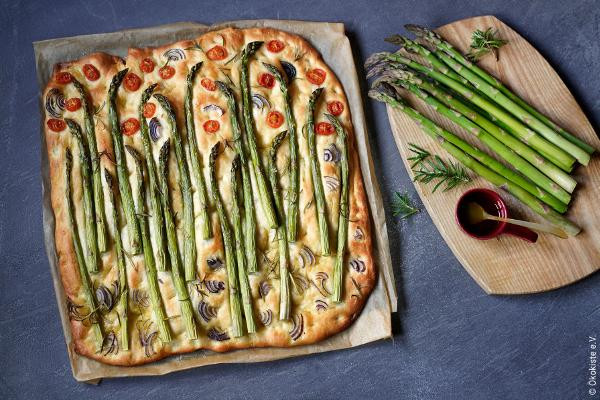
34;20;396;383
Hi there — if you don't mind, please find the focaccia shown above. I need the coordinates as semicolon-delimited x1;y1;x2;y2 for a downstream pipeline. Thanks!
43;27;376;366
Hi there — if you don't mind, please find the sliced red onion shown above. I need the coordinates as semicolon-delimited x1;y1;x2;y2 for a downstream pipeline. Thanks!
66;298;86;321
111;281;120;299
349;258;366;273
101;331;118;356
95;284;114;311
139;329;158;357
280;60;296;81
206;256;224;270
291;273;309;294
45;88;65;118
259;309;273;326
205;280;225;294
163;48;186;62
259;281;272;298
202;104;225;116
354;227;364;241
149;117;162;142
207;327;230;341
297;245;315;269
324;175;340;192
315;271;331;295
251;93;271;110
289;314;304;341
315;299;328;312
198;300;218;322
323;143;341;163
132;289;150;308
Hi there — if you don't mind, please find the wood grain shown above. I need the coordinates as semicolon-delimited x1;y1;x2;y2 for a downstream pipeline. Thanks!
386;15;600;294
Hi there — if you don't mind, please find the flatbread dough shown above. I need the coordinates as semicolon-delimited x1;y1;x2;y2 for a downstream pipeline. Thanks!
43;27;376;366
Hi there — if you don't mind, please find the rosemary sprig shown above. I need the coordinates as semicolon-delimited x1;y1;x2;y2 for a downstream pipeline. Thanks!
467;28;508;61
390;191;419;220
407;142;430;168
413;155;471;192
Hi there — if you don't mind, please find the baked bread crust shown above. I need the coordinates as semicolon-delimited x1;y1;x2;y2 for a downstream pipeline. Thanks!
43;27;376;366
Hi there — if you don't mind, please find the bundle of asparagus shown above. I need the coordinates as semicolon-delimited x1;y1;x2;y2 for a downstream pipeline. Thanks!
366;25;594;236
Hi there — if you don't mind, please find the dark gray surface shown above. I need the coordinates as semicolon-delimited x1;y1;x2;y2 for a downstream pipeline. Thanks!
1;0;598;399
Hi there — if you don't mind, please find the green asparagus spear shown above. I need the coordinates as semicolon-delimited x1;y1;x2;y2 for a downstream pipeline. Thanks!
65;149;103;351
390;36;575;169
326;115;349;303
230;156;257;333
107;69;142;254
405;24;595;155
369;83;581;236
125;156;172;343
262;62;301;241
411;77;577;193
367;52;577;176
385;35;470;86
434;50;590;165
65;119;99;273
238;41;279;229
397;80;569;211
71;78;108;253
267;131;291;320
209;143;244;337
138;84;168;272
307;88;330;256
216;80;258;274
153;93;196;282
185;62;212;241
155;142;198;340
102;168;129;351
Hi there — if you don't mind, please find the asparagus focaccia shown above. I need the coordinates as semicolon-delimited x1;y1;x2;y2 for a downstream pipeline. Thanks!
43;27;376;366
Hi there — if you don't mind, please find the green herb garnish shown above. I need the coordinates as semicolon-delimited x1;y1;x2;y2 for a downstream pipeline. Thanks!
413;155;471;192
467;28;508;61
391;191;420;220
407;142;430;168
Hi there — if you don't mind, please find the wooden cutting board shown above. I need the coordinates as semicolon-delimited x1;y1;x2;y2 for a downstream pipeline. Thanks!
386;15;600;294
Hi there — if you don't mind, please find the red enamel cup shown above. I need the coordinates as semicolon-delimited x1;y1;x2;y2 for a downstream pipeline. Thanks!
455;188;538;243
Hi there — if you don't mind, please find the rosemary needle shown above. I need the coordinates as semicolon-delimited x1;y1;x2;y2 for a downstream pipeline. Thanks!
391;191;420;220
413;155;471;193
407;142;431;168
467;28;508;61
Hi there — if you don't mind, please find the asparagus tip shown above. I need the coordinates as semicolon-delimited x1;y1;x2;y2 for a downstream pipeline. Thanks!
364;52;391;76
103;168;113;188
404;24;436;39
245;41;264;56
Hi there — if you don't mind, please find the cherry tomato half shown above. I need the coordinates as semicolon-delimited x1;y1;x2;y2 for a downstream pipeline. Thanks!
142;103;156;118
327;101;344;116
307;68;326;85
65;98;82;112
121;118;140;136
258;72;275;89
315;122;335;135
267;40;285;53
140;58;155;73
266;111;284;128
55;72;73;84
203;120;220;133
206;45;228;61
159;65;175;80
123;72;142;92
201;78;216;91
82;64;100;81
47;119;66;132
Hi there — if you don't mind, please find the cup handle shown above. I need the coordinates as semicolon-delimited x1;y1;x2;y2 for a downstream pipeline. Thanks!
503;223;538;243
